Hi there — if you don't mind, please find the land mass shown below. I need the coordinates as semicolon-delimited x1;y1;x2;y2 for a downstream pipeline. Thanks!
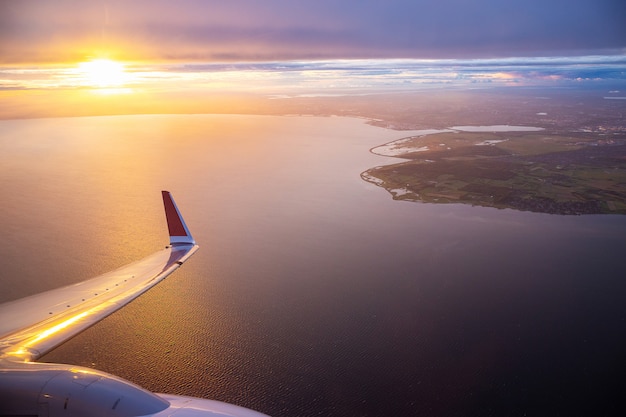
363;128;626;214
5;80;625;215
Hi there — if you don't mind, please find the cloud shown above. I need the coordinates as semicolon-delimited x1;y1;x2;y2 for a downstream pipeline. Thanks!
4;56;625;94
1;0;625;63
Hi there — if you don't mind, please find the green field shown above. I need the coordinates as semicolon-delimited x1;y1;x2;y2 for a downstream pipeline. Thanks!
364;131;626;214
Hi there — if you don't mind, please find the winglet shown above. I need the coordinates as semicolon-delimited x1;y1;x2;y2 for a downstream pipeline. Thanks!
162;191;196;246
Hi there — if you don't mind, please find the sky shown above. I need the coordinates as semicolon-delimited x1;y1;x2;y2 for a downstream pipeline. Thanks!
1;0;625;64
1;0;625;120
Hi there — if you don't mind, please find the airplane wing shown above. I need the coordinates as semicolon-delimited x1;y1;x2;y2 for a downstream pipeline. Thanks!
0;191;199;363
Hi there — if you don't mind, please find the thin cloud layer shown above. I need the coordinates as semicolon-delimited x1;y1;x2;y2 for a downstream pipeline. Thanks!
3;56;625;93
1;0;625;63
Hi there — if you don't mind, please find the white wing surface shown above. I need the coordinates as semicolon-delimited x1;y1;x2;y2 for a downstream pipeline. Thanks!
0;191;199;363
0;192;271;416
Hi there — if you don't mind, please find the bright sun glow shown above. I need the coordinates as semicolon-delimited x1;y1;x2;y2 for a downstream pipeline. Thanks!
77;59;128;88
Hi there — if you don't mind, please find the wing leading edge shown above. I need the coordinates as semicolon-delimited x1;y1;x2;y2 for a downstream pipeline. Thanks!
0;191;199;363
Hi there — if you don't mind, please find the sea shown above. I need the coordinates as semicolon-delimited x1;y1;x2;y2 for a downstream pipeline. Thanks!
0;114;624;416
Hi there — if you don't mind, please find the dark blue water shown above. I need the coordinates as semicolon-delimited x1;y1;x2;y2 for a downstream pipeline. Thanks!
1;115;624;416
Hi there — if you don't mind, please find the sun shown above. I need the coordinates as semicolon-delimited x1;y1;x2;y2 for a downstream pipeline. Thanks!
77;59;128;88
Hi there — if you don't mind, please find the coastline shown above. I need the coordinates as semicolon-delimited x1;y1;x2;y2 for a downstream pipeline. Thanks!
363;127;626;215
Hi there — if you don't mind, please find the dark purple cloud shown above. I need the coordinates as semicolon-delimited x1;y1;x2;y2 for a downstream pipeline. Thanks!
1;0;624;63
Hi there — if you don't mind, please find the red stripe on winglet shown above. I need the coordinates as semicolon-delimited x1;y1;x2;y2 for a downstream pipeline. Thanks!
162;191;188;236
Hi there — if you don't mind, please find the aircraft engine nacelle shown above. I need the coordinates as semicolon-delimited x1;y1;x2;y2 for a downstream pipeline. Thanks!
0;363;169;417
